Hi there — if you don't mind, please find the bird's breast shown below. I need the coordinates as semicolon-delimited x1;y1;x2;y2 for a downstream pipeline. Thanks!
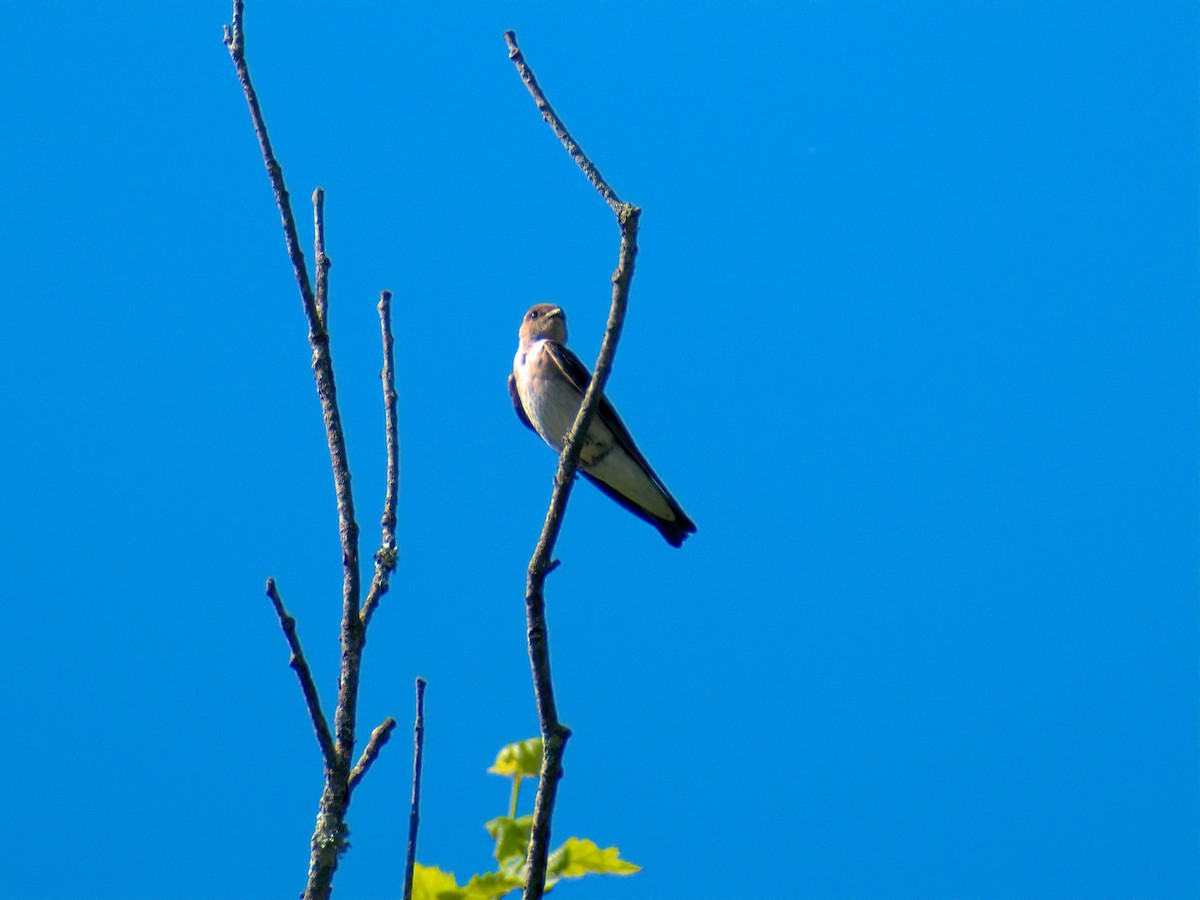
513;341;675;521
515;341;613;458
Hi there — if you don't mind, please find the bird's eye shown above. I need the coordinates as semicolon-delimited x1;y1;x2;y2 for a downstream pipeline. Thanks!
530;310;539;319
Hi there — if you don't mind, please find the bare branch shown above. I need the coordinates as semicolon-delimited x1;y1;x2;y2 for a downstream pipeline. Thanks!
362;290;400;630
503;31;623;216
226;5;370;897
348;717;397;793
265;578;337;770
301;124;365;900
402;678;427;900
314;188;331;328
504;31;642;900
224;0;321;337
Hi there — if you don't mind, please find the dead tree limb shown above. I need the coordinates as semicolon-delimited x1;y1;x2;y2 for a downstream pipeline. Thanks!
224;4;401;897
503;30;642;900
265;578;336;769
402;677;427;900
362;291;400;631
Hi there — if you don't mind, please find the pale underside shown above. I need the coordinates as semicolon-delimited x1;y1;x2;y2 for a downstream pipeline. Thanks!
514;340;676;522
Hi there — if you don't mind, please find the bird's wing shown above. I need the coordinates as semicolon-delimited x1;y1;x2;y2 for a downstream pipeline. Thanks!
507;372;536;433
542;341;668;491
541;340;696;546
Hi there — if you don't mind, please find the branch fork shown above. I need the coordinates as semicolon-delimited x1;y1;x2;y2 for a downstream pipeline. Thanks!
225;4;405;898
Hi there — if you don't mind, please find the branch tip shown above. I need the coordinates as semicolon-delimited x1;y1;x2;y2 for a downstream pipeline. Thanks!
362;285;401;629
224;0;244;56
348;717;398;792
262;579;336;771
503;31;624;214
402;677;428;900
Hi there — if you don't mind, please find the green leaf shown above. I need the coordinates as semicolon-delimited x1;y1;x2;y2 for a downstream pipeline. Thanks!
547;838;641;879
411;862;525;900
460;871;524;900
410;863;464;900
486;815;532;864
488;738;543;779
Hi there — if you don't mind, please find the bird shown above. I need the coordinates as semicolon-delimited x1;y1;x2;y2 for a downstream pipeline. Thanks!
508;303;697;547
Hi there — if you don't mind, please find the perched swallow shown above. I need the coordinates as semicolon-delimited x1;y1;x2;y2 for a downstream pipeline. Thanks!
508;303;697;547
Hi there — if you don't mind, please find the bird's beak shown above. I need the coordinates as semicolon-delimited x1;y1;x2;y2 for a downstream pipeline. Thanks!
546;307;564;319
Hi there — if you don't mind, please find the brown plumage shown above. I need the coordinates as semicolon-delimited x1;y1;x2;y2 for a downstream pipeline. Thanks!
508;303;696;547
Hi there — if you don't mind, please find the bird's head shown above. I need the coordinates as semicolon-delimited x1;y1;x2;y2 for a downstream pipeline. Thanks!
519;303;567;345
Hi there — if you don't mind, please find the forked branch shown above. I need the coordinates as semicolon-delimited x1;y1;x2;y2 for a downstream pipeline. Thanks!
225;4;400;898
504;30;642;900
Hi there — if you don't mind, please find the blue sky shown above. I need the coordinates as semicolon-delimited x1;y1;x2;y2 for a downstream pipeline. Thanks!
2;3;1196;898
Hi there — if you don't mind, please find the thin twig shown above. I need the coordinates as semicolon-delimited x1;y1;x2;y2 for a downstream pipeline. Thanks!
402;678;427;900
504;31;642;900
503;31;623;216
226;4;367;897
362;290;400;630
314;188;331;328
224;0;321;336
348;717;397;792
265;578;337;769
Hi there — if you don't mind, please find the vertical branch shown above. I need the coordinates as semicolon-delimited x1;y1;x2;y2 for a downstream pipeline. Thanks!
402;677;427;900
362;290;400;630
225;5;393;899
305;217;364;900
503;31;642;900
314;188;331;328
